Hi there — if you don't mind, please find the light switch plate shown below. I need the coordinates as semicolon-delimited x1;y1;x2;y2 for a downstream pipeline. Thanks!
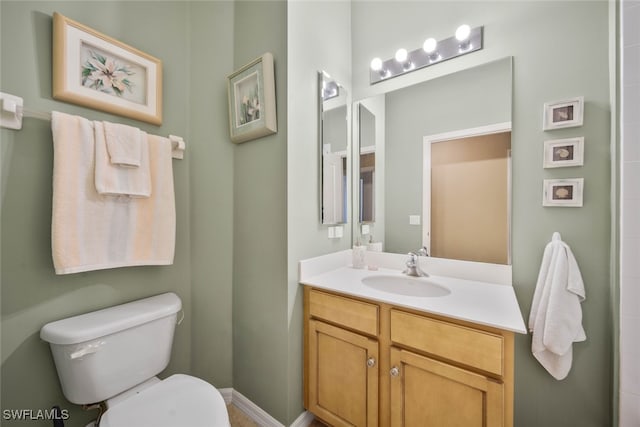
409;215;421;225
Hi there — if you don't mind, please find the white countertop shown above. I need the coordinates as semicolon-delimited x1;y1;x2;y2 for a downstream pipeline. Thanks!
299;251;527;334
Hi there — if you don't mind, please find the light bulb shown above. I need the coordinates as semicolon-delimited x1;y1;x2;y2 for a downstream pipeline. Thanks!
455;24;471;41
370;57;383;71
422;38;437;54
395;48;408;63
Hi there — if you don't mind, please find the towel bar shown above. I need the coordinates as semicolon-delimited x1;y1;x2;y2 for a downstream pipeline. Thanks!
0;92;185;159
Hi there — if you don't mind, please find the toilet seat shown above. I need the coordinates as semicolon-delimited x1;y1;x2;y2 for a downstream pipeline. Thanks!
99;374;230;427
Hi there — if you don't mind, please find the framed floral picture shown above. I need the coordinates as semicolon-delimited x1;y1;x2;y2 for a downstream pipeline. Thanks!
227;53;277;143
543;178;584;207
543;137;584;168
52;13;162;125
542;96;584;130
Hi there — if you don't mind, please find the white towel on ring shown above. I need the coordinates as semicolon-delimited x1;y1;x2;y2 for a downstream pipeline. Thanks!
528;232;586;380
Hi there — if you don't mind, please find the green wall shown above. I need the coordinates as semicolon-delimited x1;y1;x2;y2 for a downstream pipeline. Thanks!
352;1;612;425
188;0;235;390
232;1;289;424
1;1;236;425
287;1;352;423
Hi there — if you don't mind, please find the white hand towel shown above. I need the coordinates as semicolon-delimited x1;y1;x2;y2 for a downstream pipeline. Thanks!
94;121;151;198
104;121;142;167
529;232;586;380
51;111;175;274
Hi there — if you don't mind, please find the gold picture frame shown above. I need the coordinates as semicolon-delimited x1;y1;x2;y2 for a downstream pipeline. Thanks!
52;12;163;125
227;53;277;143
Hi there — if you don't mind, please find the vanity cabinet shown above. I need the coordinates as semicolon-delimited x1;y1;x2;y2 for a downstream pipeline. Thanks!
305;289;379;426
304;287;515;427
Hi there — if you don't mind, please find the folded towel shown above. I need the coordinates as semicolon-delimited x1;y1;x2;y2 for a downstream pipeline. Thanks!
529;232;586;380
51;111;175;274
94;121;151;198
104;121;142;167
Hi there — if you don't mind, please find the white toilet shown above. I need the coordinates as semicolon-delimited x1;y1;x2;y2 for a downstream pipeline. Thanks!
40;292;230;427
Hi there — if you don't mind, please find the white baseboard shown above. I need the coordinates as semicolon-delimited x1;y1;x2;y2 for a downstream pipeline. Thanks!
221;388;315;427
231;389;284;427
219;387;234;405
289;410;315;427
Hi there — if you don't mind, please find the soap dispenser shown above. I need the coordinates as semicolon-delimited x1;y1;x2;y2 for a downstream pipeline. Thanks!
352;240;366;269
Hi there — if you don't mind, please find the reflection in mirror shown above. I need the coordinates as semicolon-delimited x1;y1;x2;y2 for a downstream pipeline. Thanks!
423;125;511;264
319;71;348;225
359;104;375;223
354;57;512;264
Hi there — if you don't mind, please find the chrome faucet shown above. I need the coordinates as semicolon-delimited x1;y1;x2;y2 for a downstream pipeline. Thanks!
403;251;429;277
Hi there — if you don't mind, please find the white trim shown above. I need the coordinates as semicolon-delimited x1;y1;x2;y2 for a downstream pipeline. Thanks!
359;145;376;154
219;387;233;405
289;411;316;427
223;388;316;427
231;389;285;427
423;121;511;144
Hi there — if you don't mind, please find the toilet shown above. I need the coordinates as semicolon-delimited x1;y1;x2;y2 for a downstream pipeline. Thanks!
40;292;230;427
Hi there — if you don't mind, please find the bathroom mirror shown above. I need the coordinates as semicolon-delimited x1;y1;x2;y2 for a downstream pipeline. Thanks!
319;71;349;225
353;57;512;264
359;104;376;223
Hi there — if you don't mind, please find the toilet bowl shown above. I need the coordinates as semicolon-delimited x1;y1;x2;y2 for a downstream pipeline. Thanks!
40;293;230;427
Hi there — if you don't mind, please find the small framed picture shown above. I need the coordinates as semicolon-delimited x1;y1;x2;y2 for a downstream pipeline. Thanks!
227;53;277;143
543;137;584;168
543;96;584;130
52;13;163;125
543;178;584;207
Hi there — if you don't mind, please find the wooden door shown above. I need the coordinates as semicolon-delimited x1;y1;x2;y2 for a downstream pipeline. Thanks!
308;320;379;427
390;347;503;427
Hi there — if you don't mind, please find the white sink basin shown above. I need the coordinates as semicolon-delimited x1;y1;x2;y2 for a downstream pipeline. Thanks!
361;275;451;297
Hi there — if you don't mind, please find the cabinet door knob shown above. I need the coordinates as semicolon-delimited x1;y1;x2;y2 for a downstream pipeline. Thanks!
367;357;376;368
390;366;400;377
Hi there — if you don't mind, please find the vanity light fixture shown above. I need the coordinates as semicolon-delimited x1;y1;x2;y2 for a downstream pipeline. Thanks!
369;25;483;85
370;57;388;78
321;75;340;101
455;24;472;52
395;48;414;71
422;37;440;62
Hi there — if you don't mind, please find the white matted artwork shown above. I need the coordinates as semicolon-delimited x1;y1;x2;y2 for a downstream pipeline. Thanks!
52;13;162;125
543;178;584;207
227;53;277;143
542;96;584;130
543;137;584;168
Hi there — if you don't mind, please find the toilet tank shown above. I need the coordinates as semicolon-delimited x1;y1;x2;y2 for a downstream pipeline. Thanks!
40;292;182;405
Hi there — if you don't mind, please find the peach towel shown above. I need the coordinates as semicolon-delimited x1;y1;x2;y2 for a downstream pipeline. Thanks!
51;111;175;274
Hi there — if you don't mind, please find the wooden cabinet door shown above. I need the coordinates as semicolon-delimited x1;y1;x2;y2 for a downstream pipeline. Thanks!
308;319;379;427
390;347;503;427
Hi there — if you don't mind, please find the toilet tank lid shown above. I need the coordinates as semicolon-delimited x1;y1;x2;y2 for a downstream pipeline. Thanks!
40;293;182;345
